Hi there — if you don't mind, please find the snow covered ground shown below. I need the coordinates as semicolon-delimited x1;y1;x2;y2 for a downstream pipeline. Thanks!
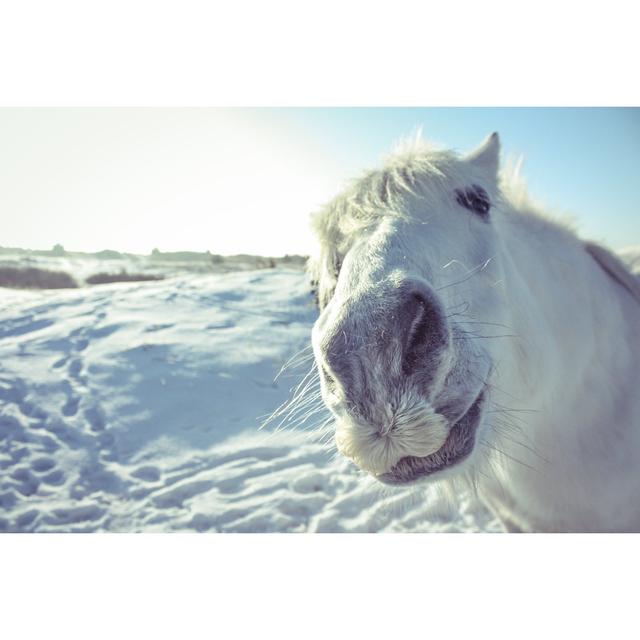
0;264;499;532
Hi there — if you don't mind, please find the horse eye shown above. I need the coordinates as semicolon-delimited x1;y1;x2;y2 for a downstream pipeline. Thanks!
455;185;491;219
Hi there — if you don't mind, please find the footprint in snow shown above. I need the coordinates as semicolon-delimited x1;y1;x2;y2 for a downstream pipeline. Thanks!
67;358;83;381
131;465;162;482
144;323;174;333
83;405;106;432
62;394;80;417
30;457;56;473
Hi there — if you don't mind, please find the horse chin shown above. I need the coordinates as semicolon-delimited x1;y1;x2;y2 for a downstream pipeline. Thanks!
376;389;486;486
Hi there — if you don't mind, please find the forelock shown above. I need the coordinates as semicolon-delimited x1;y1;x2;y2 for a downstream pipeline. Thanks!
311;140;470;252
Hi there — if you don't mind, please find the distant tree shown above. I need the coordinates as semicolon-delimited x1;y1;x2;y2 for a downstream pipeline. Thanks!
52;243;66;256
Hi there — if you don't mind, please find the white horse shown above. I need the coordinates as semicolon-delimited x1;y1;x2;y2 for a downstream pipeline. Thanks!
308;133;640;532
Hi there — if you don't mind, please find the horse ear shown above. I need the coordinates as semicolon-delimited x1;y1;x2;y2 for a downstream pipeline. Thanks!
465;132;500;180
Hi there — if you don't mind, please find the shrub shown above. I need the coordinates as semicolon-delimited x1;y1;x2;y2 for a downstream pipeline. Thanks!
85;272;164;285
0;266;78;289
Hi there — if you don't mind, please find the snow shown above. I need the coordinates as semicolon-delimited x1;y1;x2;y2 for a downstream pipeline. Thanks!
0;264;499;532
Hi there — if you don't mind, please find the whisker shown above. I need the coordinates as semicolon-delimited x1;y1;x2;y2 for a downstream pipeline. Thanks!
452;332;520;340
436;256;495;292
491;422;550;465
480;439;540;474
274;345;315;382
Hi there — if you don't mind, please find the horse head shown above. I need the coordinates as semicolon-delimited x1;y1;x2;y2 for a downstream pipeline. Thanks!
310;133;510;484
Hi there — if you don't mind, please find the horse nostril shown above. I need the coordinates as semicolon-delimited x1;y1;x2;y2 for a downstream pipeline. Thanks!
407;293;427;343
401;288;448;375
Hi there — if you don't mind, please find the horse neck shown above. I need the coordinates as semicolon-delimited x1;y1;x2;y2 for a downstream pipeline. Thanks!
494;205;634;403
485;206;640;527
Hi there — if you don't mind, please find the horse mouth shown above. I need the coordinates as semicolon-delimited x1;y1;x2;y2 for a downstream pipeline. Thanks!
377;390;486;485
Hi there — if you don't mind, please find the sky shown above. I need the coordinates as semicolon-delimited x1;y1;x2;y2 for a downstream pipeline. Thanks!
0;107;638;256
